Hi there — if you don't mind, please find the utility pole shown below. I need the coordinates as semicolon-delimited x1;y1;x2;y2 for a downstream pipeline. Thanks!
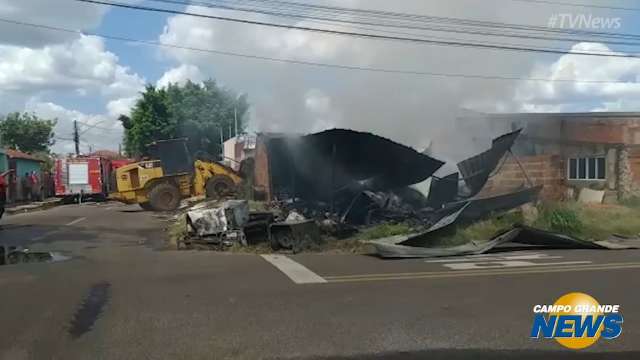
219;126;224;159
234;105;238;137
73;120;80;156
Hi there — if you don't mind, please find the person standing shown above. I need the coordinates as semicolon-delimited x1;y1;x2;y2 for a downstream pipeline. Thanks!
0;169;14;223
30;171;40;201
21;172;31;202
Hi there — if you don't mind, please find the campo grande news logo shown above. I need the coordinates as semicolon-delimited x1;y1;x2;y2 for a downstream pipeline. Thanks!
530;292;623;349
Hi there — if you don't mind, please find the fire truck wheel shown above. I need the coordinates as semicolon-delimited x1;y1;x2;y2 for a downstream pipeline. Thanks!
148;183;181;211
205;175;236;199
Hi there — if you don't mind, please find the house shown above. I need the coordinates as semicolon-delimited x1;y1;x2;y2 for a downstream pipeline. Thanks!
88;150;125;160
0;148;8;173
222;134;256;171
457;112;640;202
1;149;44;203
0;149;7;202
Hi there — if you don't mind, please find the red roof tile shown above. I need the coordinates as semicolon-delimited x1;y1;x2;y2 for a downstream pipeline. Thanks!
2;149;43;162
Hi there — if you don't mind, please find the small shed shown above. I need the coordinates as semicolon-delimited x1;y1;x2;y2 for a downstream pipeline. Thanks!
0;148;8;173
2;149;44;202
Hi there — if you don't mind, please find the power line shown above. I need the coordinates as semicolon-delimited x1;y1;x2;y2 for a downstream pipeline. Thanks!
145;0;640;48
180;0;640;40
73;0;640;58
54;136;75;142
1;17;639;84
510;0;640;12
77;120;121;134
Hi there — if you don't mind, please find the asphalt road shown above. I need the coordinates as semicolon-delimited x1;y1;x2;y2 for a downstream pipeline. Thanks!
0;203;639;359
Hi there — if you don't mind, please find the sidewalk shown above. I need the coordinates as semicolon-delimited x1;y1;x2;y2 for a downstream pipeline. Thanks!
5;198;62;215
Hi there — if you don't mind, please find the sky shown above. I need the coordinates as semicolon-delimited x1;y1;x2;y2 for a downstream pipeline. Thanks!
0;0;639;159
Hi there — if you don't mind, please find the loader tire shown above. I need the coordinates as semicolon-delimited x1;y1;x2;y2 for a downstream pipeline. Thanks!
205;175;236;199
148;183;181;211
139;202;153;211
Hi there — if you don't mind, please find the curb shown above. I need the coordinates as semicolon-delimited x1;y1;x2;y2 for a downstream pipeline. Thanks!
5;199;62;215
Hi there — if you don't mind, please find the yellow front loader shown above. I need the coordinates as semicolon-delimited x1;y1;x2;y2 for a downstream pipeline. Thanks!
109;139;243;211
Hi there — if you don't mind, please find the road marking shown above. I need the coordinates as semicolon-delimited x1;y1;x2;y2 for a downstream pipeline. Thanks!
427;252;583;270
444;260;591;270
323;262;640;283
105;203;124;210
261;254;327;284
66;217;87;226
425;252;562;263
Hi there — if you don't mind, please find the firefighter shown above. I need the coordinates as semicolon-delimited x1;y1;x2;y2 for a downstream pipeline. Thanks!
0;169;14;225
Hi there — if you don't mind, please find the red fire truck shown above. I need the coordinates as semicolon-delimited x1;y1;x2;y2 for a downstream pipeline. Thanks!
54;156;132;200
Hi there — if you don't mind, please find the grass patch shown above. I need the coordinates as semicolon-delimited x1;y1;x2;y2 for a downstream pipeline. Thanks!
529;202;640;240
431;201;640;245
166;214;187;249
433;211;525;247
620;196;640;208
228;242;273;253
354;222;412;240
575;204;640;240
533;202;583;237
167;201;640;252
314;238;372;254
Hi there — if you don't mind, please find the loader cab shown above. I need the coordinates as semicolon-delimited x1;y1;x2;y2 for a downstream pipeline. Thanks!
147;138;193;177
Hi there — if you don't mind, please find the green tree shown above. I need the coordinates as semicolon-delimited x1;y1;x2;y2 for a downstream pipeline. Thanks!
122;85;175;156
0;112;56;153
122;80;249;157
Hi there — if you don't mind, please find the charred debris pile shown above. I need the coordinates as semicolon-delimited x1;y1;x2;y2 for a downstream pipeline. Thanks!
179;128;639;257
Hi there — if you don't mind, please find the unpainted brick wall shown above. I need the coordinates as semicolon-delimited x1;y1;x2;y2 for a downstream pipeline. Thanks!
564;121;627;144
629;148;640;184
479;154;566;201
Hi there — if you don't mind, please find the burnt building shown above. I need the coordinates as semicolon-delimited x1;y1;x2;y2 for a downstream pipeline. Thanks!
252;129;443;205
458;112;640;202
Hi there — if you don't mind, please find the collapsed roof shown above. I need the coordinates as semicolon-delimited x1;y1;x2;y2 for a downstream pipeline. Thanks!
262;128;444;202
457;129;521;197
372;224;640;258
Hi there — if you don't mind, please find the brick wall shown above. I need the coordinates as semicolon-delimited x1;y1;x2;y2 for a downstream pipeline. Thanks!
479;154;566;201
564;120;627;144
629;148;640;184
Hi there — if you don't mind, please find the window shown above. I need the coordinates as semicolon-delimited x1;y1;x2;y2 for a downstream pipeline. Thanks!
568;157;606;180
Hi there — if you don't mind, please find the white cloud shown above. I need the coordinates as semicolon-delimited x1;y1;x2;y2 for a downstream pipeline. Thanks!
155;0;585;160
514;43;640;112
0;35;144;99
0;0;107;47
107;97;139;117
2;0;631;161
157;64;205;88
26;101;124;154
0;19;145;152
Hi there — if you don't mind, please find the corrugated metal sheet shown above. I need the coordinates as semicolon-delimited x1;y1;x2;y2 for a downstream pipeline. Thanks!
426;172;459;207
457;129;522;197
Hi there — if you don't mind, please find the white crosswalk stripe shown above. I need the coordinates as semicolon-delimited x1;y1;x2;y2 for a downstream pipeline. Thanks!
261;254;327;284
